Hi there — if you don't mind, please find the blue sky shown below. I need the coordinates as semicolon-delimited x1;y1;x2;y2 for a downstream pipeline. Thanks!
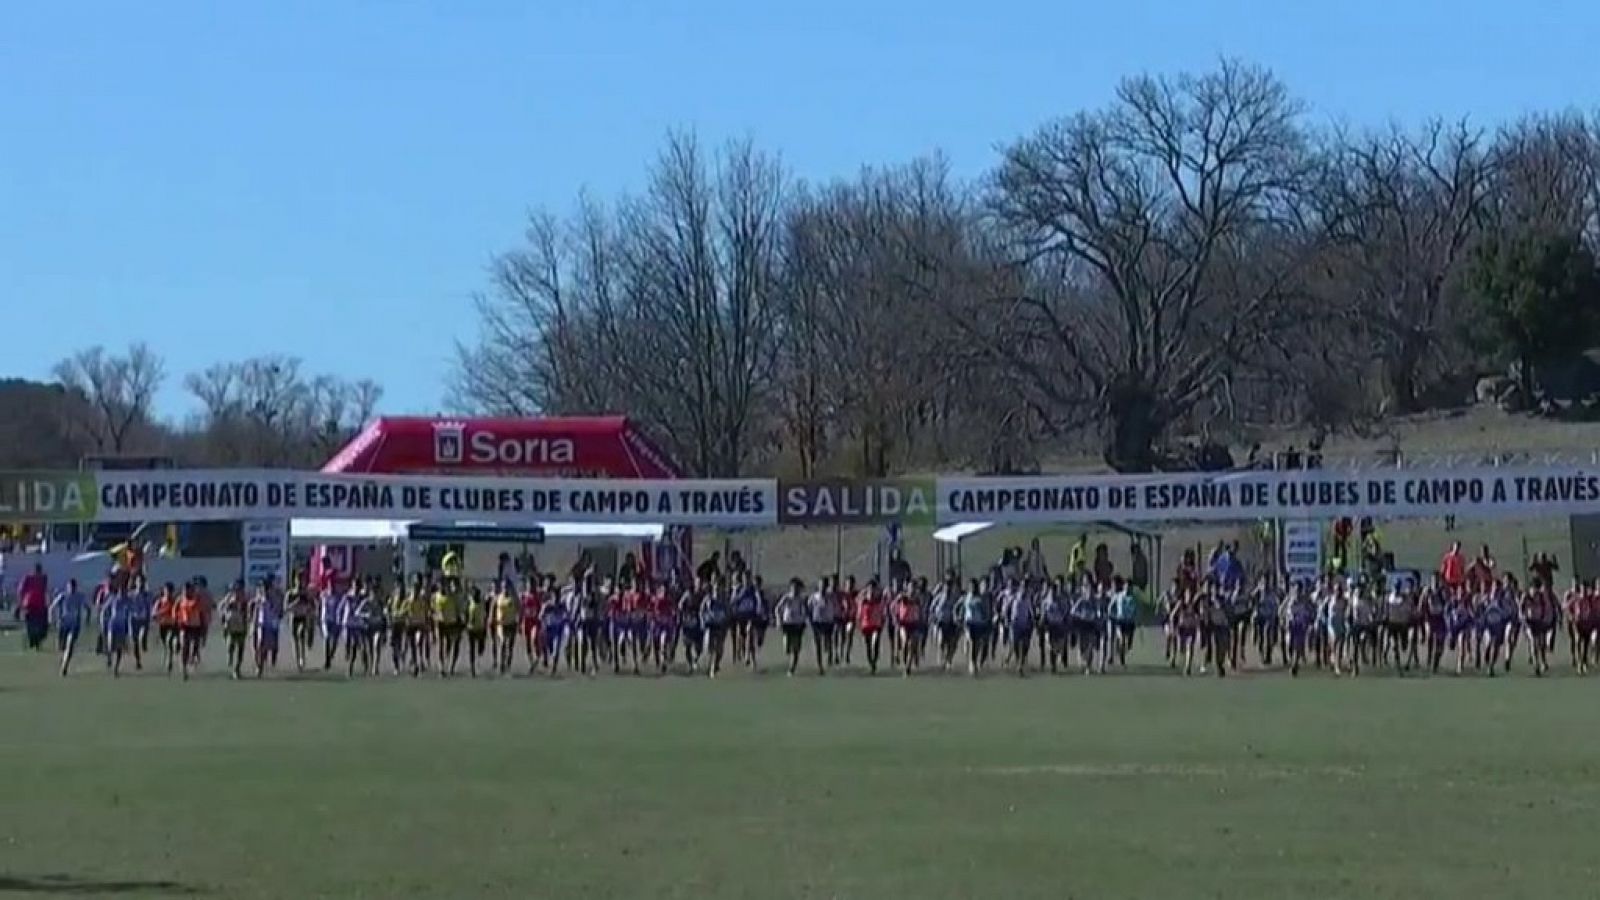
3;0;1596;419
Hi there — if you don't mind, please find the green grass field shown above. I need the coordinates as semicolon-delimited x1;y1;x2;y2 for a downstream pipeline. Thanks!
3;629;1599;900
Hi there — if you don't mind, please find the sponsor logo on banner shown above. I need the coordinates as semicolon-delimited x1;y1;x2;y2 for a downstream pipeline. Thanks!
432;421;466;464
434;422;577;468
778;480;936;525
241;520;289;587
1281;520;1323;584
467;430;575;466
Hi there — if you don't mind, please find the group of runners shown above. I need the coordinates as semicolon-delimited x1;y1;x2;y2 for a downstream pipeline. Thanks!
23;540;1598;681
37;571;219;679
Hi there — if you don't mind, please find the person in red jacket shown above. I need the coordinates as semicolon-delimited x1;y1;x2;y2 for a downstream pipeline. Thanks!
18;563;49;650
1440;542;1466;590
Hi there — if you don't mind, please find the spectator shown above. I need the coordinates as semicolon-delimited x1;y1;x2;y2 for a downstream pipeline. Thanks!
695;551;721;584
888;547;912;585
1067;535;1088;578
1092;543;1114;586
1529;552;1559;588
1282;445;1302;470
19;563;49;650
1467;545;1496;593
1128;541;1150;592
1440;541;1466;589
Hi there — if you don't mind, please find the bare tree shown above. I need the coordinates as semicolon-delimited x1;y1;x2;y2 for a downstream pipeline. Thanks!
985;60;1321;470
1318;120;1495;410
777;157;975;475
1490;112;1599;240
457;133;785;476
51;343;166;454
185;357;379;467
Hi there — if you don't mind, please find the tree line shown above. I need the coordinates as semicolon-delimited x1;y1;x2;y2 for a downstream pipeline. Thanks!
455;60;1600;476
1;348;381;470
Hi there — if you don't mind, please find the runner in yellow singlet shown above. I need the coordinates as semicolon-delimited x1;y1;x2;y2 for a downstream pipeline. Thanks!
433;579;464;677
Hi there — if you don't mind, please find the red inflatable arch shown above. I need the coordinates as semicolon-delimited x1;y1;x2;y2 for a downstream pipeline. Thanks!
311;416;684;587
322;415;681;479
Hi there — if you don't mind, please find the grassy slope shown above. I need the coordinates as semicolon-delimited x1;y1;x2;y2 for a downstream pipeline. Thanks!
3;634;1599;900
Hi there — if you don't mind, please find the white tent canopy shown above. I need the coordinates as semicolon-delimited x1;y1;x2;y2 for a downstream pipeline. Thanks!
932;522;993;544
289;518;665;543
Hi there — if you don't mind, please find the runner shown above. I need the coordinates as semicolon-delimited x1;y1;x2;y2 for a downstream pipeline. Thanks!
644;580;672;673
127;573;152;666
433;578;465;677
855;579;887;675
1204;581;1232;678
572;576;602;676
774;578;809;676
1421;577;1449;674
1108;576;1138;669
1447;585;1475;675
49;578;89;676
620;579;648;675
731;573;758;668
1252;576;1280;667
152;582;179;674
286;576;316;673
837;575;859;666
1174;589;1201;676
176;582;207;681
253;577;284;676
519;576;544;674
219;579;251;679
1324;583;1350;678
405;576;434;676
752;575;772;658
1349;579;1375;676
1004;579;1034;677
464;585;490;678
894;580;924;676
806;577;835;676
1069;577;1101;675
699;577;732;678
342;581;369;677
320;579;345;671
1522;577;1555;676
1480;577;1514;677
539;583;569;676
1577;581;1600;675
1040;577;1068;673
679;578;705;675
929;575;960;672
958;578;992;676
603;578;625;673
1285;583;1316;677
493;579;520;675
364;577;389;675
1383;578;1415;674
387;577;411;676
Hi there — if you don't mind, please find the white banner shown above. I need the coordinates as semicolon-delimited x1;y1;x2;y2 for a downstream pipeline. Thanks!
241;520;290;587
937;467;1600;525
85;470;776;527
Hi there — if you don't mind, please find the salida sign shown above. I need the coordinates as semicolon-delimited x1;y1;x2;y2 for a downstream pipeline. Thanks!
432;422;576;467
0;473;97;521
778;479;936;525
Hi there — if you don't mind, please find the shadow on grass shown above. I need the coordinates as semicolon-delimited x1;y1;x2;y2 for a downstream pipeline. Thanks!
0;873;206;895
